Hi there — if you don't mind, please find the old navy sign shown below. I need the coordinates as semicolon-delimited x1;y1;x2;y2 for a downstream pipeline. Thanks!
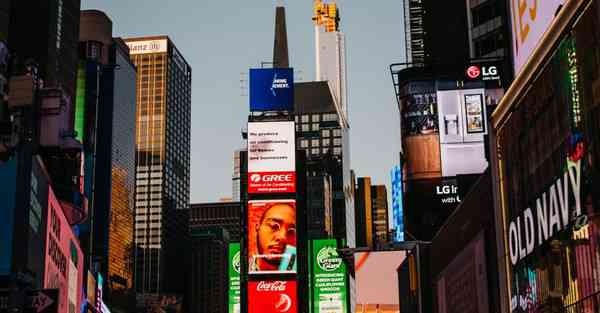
508;160;583;265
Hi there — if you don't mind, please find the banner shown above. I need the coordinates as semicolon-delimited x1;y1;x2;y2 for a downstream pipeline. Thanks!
248;280;297;313
312;239;348;313
249;68;294;112
248;200;297;275
247;122;296;194
229;243;241;313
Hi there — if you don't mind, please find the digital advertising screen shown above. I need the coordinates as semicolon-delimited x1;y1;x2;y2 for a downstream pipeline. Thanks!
249;68;294;112
248;200;297;275
390;166;404;242
248;280;297;313
44;186;84;313
311;239;348;313
354;251;406;311
247;122;296;194
229;243;241;313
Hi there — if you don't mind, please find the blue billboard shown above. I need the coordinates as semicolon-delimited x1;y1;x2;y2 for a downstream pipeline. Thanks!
249;68;294;112
391;165;404;242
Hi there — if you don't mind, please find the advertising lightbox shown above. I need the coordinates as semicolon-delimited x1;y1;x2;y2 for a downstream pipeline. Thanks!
311;239;348;313
354;251;406;310
391;166;404;242
247;122;296;194
44;186;84;313
248;280;297;313
249;68;294;112
229;243;241;313
510;0;565;75
248;200;297;275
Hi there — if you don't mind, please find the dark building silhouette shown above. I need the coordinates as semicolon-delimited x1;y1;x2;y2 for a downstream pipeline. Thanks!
273;6;289;68
190;202;242;242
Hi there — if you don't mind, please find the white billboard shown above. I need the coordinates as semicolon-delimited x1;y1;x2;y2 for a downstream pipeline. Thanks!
126;39;168;54
510;0;565;75
247;121;296;194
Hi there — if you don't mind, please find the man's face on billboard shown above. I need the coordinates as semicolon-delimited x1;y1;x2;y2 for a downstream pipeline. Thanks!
257;203;296;264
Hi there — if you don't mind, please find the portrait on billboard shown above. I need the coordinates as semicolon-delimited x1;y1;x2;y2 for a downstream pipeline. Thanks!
248;200;297;274
464;94;484;134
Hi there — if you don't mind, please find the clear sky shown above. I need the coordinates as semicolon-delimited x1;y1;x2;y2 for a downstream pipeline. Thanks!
81;0;406;203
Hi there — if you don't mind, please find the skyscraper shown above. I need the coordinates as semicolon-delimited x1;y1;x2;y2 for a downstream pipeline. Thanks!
124;36;191;295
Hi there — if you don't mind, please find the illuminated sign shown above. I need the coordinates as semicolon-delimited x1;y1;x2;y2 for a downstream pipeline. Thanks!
311;239;348;313
248;200;297;275
249;68;294;112
510;0;565;74
466;65;500;81
391;166;404;242
248;280;297;313
508;159;583;265
247;122;296;194
228;243;241;313
126;39;168;55
44;186;84;313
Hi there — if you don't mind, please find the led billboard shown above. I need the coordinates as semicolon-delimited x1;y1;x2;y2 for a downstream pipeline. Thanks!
229;243;241;313
248;200;297;275
44;186;84;313
390;166;404;242
510;0;565;75
248;280;297;313
354;251;406;312
249;68;294;112
311;239;348;313
247;122;296;194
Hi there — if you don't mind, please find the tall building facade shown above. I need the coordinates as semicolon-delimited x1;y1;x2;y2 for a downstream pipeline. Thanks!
232;150;241;201
354;178;390;248
370;185;389;245
124;36;191;295
189;202;242;242
466;0;510;59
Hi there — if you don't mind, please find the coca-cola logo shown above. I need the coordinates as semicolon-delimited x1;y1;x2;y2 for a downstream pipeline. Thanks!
256;281;287;292
250;174;293;183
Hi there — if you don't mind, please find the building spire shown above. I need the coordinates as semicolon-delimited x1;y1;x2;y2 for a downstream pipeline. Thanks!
273;6;289;68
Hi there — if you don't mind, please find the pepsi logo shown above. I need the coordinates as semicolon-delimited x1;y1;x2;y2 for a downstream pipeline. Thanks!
467;66;481;79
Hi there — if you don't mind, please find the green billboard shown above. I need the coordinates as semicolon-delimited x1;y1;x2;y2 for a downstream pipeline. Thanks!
228;243;241;313
311;239;348;313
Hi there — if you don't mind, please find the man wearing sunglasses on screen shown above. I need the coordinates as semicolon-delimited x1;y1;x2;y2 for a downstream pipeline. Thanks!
251;202;297;272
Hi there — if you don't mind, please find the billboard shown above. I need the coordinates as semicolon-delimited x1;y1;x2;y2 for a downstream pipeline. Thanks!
510;0;565;75
229;243;241;313
248;280;297;313
44;186;84;313
248;200;297;275
436;232;489;313
247;122;296;194
311;239;348;313
249;68;294;112
390;166;404;242
354;251;406;312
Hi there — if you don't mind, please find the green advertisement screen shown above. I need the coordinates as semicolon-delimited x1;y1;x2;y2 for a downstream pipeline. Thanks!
74;62;86;142
311;239;348;313
228;242;241;313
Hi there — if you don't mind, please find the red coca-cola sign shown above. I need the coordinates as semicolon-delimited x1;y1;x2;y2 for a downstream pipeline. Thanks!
248;280;297;313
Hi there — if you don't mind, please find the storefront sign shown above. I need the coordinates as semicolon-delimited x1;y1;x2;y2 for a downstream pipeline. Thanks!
508;160;582;265
312;239;348;313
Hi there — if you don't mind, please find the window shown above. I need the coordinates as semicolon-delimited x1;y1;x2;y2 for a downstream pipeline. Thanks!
322;129;331;137
301;115;309;123
323;139;330;146
312;115;320;122
311;148;319;155
302;124;310;132
333;129;342;137
334;138;342;146
311;139;319;146
312;123;320;131
300;140;308;148
334;147;342;155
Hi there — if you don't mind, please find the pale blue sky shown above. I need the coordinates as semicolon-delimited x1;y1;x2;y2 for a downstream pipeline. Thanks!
82;0;406;203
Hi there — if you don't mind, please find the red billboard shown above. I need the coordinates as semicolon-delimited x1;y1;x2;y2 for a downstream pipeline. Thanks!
248;200;297;275
248;171;296;194
248;280;297;313
44;186;84;313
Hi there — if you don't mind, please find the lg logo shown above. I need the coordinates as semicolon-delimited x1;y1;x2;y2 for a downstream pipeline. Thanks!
466;65;498;80
250;174;294;183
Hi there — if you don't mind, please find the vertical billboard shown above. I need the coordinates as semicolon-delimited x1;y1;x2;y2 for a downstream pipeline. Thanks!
311;239;348;313
354;251;406;313
44;186;84;313
510;0;565;74
248;280;297;313
248;200;297;274
229;243;241;313
390;166;404;242
247;122;296;194
249;68;294;112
